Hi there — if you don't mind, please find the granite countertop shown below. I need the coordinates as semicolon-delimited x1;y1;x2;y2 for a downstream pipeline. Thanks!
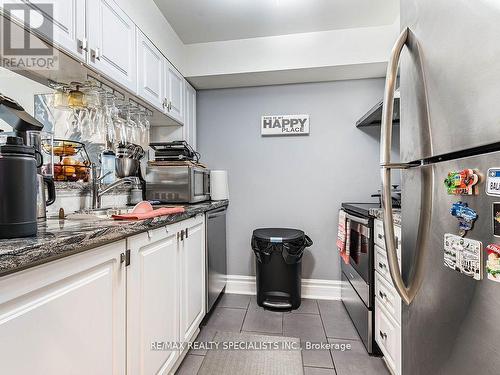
369;207;402;226
0;200;228;277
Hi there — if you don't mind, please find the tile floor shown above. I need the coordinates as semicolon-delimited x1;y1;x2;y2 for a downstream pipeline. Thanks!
175;294;390;375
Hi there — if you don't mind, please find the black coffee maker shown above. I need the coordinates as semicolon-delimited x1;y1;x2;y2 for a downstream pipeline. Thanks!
0;95;44;238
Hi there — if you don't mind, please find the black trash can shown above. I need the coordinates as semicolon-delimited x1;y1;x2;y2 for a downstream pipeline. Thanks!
252;228;313;310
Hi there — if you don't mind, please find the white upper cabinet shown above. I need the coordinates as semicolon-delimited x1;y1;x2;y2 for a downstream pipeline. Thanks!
2;0;193;118
127;225;180;375
164;61;185;124
86;0;137;92
179;216;205;343
184;82;197;149
4;0;86;61
136;29;164;111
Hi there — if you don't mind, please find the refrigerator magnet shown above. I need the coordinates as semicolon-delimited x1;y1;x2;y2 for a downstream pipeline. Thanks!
486;244;500;282
450;202;478;236
486;168;500;196
493;203;500;237
444;233;483;281
444;169;479;195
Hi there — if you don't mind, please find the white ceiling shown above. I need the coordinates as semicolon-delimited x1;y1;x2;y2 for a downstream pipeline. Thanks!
153;0;400;44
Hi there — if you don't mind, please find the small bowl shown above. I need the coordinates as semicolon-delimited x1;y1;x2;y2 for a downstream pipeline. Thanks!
115;158;139;178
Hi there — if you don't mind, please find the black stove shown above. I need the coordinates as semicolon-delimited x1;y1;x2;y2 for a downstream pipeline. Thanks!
341;202;380;217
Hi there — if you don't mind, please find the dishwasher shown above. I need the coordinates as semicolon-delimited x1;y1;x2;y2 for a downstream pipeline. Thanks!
205;207;227;312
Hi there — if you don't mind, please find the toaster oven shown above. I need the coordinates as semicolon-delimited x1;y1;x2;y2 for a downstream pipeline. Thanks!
145;165;210;203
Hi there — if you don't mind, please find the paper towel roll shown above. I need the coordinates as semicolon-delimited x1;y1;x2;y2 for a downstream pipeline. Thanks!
210;170;229;200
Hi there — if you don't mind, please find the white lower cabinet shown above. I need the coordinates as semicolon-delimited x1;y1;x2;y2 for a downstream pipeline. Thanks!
374;219;402;375
0;241;127;375
127;224;181;375
127;215;205;374
0;216;207;375
374;220;402;375
375;299;402;375
179;215;206;343
375;271;401;324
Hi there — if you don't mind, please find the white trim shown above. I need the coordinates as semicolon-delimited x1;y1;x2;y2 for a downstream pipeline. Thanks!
224;275;256;295
225;275;341;301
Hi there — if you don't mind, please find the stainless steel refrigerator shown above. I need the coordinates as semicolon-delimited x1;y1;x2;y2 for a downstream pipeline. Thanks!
380;1;500;374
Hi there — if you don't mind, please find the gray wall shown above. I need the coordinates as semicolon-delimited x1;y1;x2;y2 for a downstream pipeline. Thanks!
198;79;399;280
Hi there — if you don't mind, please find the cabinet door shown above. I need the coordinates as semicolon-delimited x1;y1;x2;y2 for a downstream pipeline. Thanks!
0;241;126;375
184;82;197;149
375;299;402;375
179;215;205;342
164;61;185;124
4;0;86;60
136;29;164;111
86;0;137;92
127;225;180;375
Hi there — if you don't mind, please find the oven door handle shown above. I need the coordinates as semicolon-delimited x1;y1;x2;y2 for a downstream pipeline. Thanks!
345;212;370;226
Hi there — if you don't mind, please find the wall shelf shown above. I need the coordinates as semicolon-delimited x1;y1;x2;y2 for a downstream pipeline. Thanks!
356;92;400;128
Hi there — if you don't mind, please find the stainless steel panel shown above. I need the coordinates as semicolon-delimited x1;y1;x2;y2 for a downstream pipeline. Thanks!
401;152;500;375
341;260;370;308
206;208;227;312
341;271;373;353
400;0;500;163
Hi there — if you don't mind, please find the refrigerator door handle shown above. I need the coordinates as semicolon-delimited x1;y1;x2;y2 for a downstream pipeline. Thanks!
380;27;432;305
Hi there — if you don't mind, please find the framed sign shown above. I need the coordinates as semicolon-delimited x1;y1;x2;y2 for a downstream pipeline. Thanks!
261;114;310;136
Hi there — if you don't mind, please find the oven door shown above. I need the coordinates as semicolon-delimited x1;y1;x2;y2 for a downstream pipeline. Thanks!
345;212;372;284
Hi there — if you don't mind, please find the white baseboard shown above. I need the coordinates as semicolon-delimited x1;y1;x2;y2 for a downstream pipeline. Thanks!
225;275;341;301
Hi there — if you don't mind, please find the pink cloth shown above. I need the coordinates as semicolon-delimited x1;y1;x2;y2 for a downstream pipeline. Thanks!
337;210;351;265
112;206;185;220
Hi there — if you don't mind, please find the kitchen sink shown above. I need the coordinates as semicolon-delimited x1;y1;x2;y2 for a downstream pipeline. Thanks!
65;207;134;220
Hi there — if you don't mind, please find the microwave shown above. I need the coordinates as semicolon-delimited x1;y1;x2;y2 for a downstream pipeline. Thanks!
145;165;210;203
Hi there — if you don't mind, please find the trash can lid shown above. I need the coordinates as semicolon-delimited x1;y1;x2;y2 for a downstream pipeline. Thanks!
252;228;305;243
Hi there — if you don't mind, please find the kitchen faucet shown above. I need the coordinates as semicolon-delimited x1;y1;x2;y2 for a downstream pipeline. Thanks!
91;163;139;209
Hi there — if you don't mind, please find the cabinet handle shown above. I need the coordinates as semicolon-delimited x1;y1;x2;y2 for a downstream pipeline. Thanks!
378;233;384;240
168;101;172;111
185;228;188;238
379;291;387;299
180;229;184;241
91;48;101;61
379;330;388;340
77;38;88;52
378;262;386;269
